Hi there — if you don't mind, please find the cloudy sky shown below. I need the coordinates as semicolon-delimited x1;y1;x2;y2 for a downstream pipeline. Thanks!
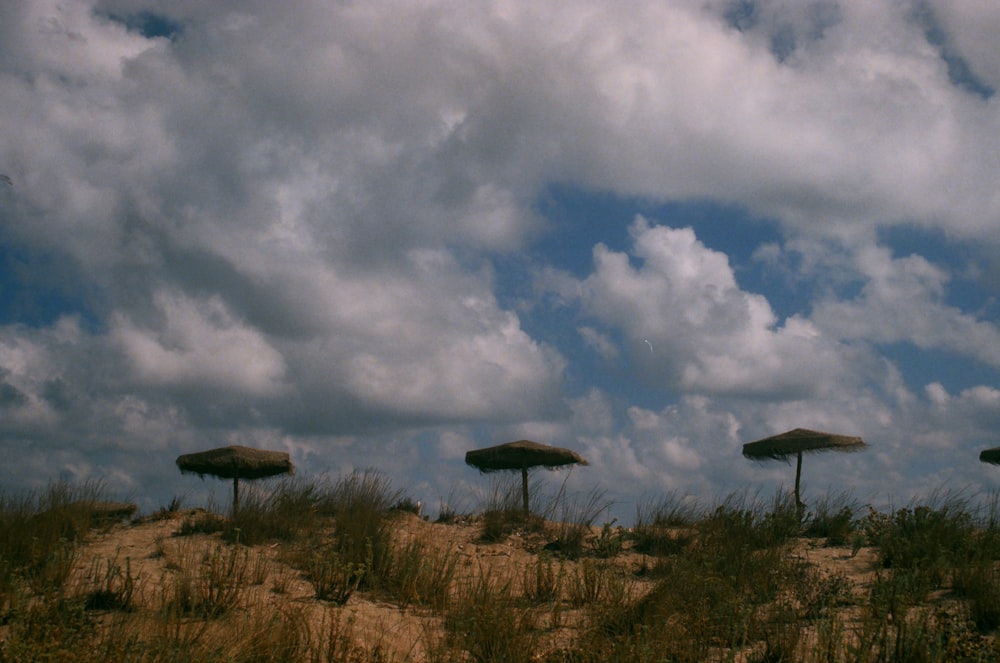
1;0;999;520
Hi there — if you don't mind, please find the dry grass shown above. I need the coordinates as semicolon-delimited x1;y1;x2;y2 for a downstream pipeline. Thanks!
4;481;1000;661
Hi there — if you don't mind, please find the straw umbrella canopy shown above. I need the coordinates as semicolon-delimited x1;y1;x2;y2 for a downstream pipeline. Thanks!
176;445;294;515
979;447;1000;465
465;439;589;515
742;428;866;509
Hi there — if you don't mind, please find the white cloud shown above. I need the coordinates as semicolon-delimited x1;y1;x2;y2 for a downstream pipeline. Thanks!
112;290;287;396
927;1;1000;91
812;245;1000;367
577;326;618;360
559;217;853;397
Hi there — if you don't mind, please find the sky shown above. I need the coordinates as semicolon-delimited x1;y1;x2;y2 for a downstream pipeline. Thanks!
1;0;999;522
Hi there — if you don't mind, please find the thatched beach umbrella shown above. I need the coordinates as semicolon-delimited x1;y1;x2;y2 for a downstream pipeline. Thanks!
742;428;866;509
176;445;294;515
979;447;1000;465
465;439;589;515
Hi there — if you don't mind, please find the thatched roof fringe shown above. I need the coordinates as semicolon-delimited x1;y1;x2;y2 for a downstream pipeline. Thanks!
742;428;866;461
176;445;294;480
465;439;588;473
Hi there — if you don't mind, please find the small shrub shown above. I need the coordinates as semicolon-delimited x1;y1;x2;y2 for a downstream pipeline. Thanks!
794;567;852;620
872;500;978;589
0;481;110;599
478;474;540;542
593;494;809;661
383;535;458;609
953;561;1000;633
271;566;294;595
697;491;800;553
176;510;226;536
631;493;700;556
482;507;540;543
322;469;402;516
867;568;932;624
145;495;184;522
27;541;78;597
323;470;399;588
545;488;613;559
523;553;563;603
333;508;392;590
164;544;248;618
222;480;326;545
436;484;469;524
0;596;94;661
247;548;270;585
391;496;422;516
751;603;802;663
803;492;861;545
849;606;992;663
444;568;537;663
303;545;365;605
82;551;137;612
591;521;624;558
568;558;607;605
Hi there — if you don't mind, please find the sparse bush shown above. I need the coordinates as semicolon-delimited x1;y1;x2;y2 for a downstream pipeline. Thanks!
479;473;540;542
322;468;402;516
568;558;609;605
584;493;809;662
0;481;116;606
382;534;458;609
871;498;979;591
301;543;365;604
697;490;800;552
953;560;1000;633
523;553;563;603
803;492;860;545
222;480;325;545
444;567;537;663
546;488;612;559
436;484;468;524
482;506;540;542
164;544;248;618
322;470;401;589
0;596;94;661
631;492;701;556
176;510;226;536
592;520;624;558
392;496;422;516
82;550;137;611
794;567;852;620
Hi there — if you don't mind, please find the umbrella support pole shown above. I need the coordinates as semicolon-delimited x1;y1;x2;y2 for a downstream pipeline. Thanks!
521;465;529;516
794;451;803;512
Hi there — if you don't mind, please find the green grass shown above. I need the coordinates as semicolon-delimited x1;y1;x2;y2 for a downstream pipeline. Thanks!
8;481;1000;661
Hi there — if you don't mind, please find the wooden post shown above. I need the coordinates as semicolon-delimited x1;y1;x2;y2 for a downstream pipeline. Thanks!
233;476;240;516
794;450;804;511
521;464;530;515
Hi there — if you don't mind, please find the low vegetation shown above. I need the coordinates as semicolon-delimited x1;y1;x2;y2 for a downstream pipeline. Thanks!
3;478;1000;661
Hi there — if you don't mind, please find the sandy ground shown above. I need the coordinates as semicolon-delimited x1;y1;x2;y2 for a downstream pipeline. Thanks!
65;509;888;661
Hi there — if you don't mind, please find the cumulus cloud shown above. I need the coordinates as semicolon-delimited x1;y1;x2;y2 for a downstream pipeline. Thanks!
812;245;1000;367
111;290;287;395
551;217;854;397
